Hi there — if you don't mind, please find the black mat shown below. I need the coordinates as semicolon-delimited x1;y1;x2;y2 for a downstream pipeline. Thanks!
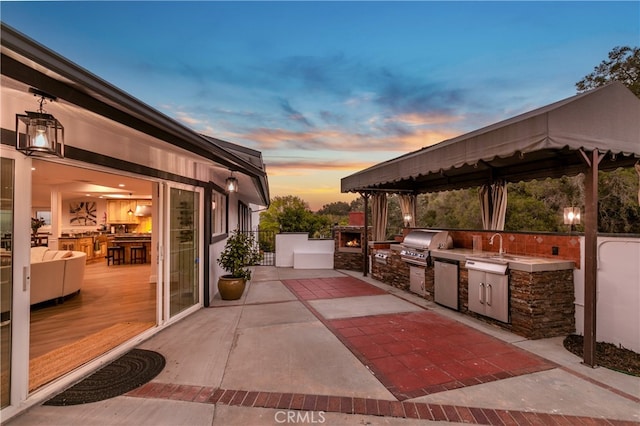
45;349;165;406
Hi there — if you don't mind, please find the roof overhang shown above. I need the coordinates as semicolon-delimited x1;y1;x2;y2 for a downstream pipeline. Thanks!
1;23;269;206
342;82;640;194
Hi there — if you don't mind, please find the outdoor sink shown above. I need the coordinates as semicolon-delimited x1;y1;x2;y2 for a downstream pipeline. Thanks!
498;254;529;260
494;254;527;261
467;254;530;264
466;255;509;265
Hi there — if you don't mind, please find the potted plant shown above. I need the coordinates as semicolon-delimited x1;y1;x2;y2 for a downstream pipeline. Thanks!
216;230;262;300
31;217;46;236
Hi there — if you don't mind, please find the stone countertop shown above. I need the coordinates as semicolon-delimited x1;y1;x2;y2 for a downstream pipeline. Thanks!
430;248;574;273
111;234;152;239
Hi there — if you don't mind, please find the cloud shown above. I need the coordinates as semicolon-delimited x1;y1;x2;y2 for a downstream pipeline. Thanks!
274;53;354;95
279;98;313;127
240;120;461;154
373;74;465;115
319;110;344;125
265;158;373;173
395;112;464;126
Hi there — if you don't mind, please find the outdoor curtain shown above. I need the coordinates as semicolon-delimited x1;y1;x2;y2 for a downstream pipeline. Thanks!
371;193;388;241
636;162;640;205
479;181;507;230
399;194;416;228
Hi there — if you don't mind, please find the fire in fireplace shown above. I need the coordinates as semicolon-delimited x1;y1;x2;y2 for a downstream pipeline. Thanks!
346;238;361;248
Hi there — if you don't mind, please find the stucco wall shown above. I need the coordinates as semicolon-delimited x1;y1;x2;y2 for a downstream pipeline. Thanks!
574;236;640;353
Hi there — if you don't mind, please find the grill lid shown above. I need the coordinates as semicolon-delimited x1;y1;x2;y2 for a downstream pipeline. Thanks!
402;229;452;250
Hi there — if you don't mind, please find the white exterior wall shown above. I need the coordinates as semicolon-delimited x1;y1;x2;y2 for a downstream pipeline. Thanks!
275;233;334;269
275;233;311;267
574;236;640;353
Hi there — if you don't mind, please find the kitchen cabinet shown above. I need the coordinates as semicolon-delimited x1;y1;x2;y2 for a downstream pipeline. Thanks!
409;265;425;296
59;237;94;260
468;268;509;323
107;200;139;224
434;259;458;310
58;237;76;251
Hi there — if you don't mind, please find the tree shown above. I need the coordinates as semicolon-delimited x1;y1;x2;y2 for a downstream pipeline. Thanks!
576;46;640;233
576;46;640;97
317;201;350;216
259;195;331;238
598;168;640;234
316;201;351;228
418;189;481;229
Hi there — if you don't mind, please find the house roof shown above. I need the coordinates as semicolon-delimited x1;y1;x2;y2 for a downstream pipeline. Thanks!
1;23;269;206
201;135;270;205
341;82;640;194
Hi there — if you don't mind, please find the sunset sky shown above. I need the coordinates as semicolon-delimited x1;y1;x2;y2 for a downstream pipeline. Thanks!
2;1;638;210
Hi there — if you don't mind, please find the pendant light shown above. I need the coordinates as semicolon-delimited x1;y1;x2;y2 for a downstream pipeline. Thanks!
16;88;64;157
127;193;134;216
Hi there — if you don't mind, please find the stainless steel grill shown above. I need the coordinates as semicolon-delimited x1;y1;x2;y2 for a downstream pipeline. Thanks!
400;229;453;266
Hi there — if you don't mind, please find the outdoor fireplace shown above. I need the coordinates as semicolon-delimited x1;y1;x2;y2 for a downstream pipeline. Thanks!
338;230;363;253
333;212;371;271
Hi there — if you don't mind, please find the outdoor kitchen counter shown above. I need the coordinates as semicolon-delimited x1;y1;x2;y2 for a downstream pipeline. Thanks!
430;248;574;272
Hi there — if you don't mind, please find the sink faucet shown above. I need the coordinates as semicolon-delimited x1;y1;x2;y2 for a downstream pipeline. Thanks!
489;233;504;255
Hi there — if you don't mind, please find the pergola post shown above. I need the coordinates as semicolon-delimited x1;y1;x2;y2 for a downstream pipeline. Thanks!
361;192;370;277
582;148;602;367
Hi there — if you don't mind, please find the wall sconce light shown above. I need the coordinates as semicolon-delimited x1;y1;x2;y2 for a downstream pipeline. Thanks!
403;213;412;227
16;88;64;158
226;172;238;193
563;207;581;225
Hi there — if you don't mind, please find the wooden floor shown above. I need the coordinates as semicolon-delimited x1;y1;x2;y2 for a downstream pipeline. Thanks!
29;260;156;360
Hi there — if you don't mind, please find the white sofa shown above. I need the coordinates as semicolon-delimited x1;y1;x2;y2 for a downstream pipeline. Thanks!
30;247;86;305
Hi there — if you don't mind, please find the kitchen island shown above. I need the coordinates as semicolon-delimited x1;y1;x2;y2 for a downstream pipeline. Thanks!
58;234;108;261
108;234;152;264
371;242;575;340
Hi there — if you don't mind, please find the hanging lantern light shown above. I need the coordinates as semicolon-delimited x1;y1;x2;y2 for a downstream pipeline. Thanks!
16;88;64;157
563;207;581;225
403;213;413;227
226;172;238;193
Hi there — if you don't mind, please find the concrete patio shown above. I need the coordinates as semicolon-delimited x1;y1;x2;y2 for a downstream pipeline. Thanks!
7;266;639;425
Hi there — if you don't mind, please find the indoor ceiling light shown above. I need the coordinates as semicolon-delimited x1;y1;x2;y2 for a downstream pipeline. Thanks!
16;88;64;158
226;172;238;193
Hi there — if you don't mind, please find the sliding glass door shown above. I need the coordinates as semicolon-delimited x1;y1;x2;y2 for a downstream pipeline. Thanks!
1;157;13;408
167;187;200;317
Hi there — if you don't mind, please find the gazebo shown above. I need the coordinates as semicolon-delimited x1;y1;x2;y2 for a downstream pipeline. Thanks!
341;82;640;367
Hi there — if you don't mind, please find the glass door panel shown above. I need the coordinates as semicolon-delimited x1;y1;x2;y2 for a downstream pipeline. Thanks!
169;188;199;316
1;157;14;408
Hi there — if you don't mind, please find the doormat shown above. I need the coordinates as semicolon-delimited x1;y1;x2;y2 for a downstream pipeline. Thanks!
30;321;155;391
44;349;165;406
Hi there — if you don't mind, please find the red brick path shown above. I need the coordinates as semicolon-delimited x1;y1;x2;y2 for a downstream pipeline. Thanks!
329;312;555;400
283;277;554;400
127;382;629;425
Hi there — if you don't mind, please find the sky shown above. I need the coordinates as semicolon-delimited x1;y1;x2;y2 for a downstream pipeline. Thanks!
2;1;638;210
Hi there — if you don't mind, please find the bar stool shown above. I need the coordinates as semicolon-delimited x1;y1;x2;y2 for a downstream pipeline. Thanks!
106;246;125;265
130;245;147;264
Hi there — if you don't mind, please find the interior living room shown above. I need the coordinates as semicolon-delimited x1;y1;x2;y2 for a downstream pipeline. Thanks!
28;159;157;392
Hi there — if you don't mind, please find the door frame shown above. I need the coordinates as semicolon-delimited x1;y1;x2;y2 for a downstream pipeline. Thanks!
1;147;33;411
162;182;204;323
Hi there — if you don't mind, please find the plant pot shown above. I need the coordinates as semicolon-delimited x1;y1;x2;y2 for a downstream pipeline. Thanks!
217;275;246;300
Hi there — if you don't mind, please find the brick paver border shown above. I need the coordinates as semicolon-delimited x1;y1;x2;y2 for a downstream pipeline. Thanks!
127;382;636;425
